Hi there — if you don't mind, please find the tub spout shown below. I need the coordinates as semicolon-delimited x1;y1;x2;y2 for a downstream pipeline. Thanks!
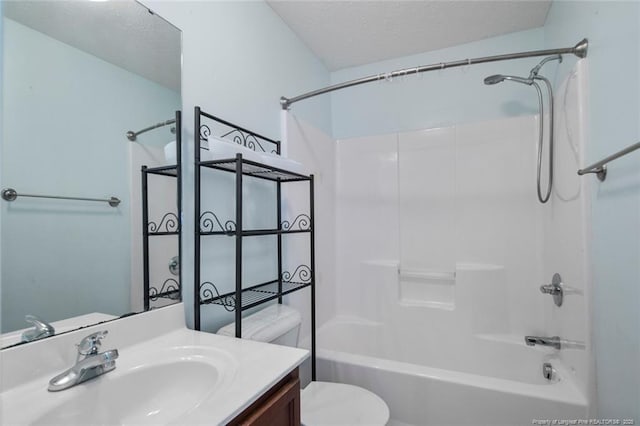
524;335;561;350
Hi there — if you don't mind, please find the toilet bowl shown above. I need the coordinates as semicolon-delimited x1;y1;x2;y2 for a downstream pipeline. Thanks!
217;304;390;425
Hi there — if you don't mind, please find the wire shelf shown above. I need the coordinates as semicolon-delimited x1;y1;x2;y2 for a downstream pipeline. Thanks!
199;157;310;182
199;212;310;236
143;165;179;177
200;280;311;311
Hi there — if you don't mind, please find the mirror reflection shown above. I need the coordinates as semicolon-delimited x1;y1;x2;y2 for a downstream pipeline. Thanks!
1;0;182;347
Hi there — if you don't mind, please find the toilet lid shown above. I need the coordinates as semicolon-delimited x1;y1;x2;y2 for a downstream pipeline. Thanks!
301;381;390;426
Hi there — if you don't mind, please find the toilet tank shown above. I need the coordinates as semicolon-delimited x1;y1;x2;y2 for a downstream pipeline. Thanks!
216;304;302;347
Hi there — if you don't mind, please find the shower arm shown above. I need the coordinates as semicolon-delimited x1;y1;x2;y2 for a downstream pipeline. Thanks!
280;39;588;109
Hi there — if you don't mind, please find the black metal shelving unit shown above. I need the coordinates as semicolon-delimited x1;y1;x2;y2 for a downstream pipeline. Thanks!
194;106;316;380
142;110;183;310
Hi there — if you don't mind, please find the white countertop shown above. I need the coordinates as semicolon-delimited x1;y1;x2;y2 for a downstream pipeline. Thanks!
0;304;309;425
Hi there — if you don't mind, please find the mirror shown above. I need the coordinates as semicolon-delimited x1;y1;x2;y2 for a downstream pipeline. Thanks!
1;0;182;348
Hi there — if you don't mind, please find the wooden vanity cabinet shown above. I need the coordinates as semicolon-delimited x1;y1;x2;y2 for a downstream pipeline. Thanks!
228;368;301;426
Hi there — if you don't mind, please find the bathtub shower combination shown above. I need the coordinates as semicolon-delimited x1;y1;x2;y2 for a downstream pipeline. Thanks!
287;53;592;424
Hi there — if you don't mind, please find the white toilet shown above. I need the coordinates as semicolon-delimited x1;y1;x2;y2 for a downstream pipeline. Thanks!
217;304;390;425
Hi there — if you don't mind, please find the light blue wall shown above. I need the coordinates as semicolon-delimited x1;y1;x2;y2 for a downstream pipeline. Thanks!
1;18;180;332
141;0;331;330
330;28;545;139
545;1;640;419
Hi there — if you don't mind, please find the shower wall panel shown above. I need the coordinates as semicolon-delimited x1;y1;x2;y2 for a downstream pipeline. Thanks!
336;115;543;335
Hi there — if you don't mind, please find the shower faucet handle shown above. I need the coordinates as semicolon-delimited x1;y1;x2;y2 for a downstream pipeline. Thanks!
540;273;564;307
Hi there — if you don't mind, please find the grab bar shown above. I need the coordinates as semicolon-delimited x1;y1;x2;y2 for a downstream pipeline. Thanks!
577;141;640;181
1;188;121;207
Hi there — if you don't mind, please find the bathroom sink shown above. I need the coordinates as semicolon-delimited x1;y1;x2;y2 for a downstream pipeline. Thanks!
34;359;219;425
3;345;237;426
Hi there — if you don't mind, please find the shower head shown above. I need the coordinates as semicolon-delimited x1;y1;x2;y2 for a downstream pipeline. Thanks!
484;74;506;85
484;74;533;86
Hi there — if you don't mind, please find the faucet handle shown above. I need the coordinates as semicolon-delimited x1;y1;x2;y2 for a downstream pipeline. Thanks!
539;273;564;307
77;330;108;356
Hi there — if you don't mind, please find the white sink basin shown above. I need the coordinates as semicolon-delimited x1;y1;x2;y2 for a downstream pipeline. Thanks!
3;345;237;425
35;360;218;425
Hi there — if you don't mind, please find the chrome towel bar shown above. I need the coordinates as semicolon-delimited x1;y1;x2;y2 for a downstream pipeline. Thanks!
577;141;640;181
1;188;121;207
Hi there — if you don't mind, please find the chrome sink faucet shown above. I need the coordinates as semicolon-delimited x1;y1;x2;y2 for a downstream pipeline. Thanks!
524;335;562;349
21;315;55;343
48;330;119;392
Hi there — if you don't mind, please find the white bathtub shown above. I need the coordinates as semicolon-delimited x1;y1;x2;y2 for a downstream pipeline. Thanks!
310;317;588;426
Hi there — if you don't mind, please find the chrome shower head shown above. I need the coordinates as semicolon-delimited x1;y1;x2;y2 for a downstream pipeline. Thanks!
484;74;533;86
484;74;506;85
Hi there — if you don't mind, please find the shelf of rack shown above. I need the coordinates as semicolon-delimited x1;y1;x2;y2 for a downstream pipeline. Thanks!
148;231;180;236
200;228;310;237
199;157;311;182
200;279;312;311
198;212;311;236
143;164;179;177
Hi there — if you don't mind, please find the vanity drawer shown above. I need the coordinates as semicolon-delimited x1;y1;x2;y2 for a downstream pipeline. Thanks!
229;368;300;426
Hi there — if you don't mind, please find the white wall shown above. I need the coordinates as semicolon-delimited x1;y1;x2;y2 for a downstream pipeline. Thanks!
544;2;640;419
139;0;332;331
1;17;179;332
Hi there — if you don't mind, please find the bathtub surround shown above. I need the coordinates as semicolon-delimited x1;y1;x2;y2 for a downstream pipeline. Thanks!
276;63;592;425
314;3;637;420
328;86;590;423
280;114;337;386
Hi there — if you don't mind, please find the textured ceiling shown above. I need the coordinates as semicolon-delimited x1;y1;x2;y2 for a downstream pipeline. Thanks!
267;0;552;71
4;0;181;92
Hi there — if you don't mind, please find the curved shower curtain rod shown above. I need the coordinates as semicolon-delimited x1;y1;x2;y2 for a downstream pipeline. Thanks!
127;118;176;141
279;38;588;110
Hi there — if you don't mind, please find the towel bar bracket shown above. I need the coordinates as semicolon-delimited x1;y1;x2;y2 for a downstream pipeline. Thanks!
577;141;640;181
577;165;607;181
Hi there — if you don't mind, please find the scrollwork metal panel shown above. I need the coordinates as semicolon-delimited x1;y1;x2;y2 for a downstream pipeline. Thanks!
148;212;179;233
200;211;236;233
